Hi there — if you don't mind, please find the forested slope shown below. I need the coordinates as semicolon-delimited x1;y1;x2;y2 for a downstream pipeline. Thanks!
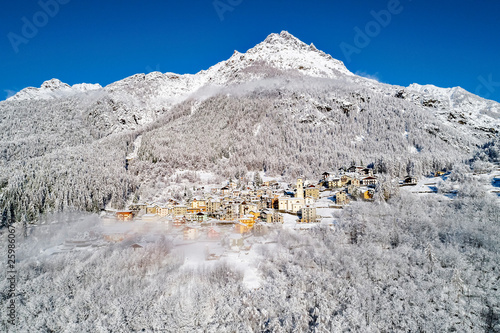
1;174;498;332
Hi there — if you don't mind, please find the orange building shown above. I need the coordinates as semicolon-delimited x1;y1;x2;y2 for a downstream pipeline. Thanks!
116;211;133;221
238;215;256;228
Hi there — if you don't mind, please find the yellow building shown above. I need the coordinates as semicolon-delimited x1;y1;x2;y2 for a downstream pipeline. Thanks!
157;206;169;217
363;190;374;200
173;205;187;217
249;211;260;221
191;198;206;209
187;207;201;215
304;185;319;200
326;178;342;189
238;215;256;228
146;205;158;215
206;199;221;213
336;192;349;205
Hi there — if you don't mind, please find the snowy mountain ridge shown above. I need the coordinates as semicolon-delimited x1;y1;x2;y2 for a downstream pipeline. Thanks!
404;83;500;131
9;31;353;105
9;78;102;101
100;31;357;115
5;31;500;136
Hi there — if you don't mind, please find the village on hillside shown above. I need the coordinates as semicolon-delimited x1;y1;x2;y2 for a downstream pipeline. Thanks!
98;165;426;251
41;160;500;261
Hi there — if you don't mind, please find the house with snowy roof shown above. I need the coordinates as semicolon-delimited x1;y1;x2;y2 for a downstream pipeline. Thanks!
157;206;170;217
206;198;221;214
190;197;206;209
300;205;317;223
326;177;342;189
347;165;366;174
229;234;244;248
220;186;230;195
278;197;304;213
142;214;160;222
196;212;207;222
361;176;377;186
304;184;320;200
361;168;374;176
172;205;188;216
264;210;284;224
335;191;349;205
403;176;417;186
146;204;158;215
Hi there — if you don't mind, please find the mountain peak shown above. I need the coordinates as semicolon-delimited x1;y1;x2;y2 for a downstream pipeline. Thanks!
262;31;307;49
243;31;352;78
41;78;71;90
277;30;300;41
8;79;102;101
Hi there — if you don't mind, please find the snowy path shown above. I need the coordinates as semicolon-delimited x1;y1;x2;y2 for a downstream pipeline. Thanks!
126;135;142;160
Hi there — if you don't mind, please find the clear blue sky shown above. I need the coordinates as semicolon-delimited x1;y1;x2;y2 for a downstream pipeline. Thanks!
1;0;499;102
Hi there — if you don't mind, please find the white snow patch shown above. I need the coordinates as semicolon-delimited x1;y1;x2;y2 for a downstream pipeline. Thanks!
177;239;263;290
254;124;261;136
126;135;142;160
408;146;418;154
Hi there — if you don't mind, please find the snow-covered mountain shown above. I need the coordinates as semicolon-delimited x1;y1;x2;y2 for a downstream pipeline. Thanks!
9;78;102;101
404;83;499;133
8;31;499;133
10;32;351;106
1;31;499;219
8;31;499;136
100;31;356;123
